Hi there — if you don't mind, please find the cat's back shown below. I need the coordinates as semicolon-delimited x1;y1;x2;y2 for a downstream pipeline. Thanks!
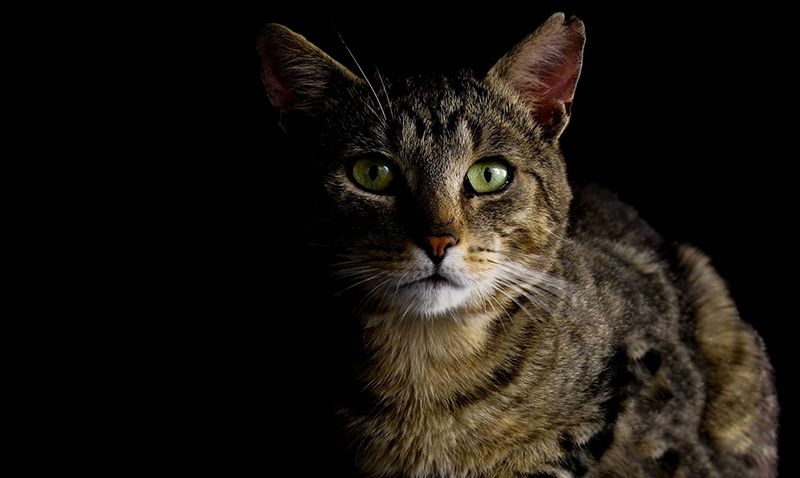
562;183;779;477
567;182;662;251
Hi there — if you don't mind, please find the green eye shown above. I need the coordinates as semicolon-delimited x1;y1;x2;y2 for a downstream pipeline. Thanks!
466;159;510;194
350;156;395;193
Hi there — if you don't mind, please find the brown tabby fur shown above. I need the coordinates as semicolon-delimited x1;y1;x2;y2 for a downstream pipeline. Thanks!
257;13;779;477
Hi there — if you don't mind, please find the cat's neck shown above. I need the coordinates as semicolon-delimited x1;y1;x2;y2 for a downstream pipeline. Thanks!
355;310;556;408
363;312;494;365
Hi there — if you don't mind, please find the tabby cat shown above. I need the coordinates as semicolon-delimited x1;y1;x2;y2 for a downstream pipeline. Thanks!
257;13;779;477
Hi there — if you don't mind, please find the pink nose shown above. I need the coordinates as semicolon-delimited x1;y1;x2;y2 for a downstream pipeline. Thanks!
424;235;457;263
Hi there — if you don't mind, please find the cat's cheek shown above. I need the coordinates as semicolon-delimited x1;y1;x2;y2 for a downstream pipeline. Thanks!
324;173;399;227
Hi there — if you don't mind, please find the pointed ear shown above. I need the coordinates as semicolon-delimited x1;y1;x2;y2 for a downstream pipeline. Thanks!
257;24;361;114
487;13;585;138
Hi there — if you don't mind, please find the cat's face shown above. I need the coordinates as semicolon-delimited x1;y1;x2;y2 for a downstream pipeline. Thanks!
259;15;584;320
306;74;571;320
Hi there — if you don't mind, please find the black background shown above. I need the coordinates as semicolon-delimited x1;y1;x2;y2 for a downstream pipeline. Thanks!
248;5;793;475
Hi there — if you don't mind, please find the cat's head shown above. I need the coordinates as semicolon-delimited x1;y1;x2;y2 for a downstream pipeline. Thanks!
258;14;584;321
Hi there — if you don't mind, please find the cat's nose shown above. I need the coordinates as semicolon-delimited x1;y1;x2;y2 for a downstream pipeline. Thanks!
424;235;457;264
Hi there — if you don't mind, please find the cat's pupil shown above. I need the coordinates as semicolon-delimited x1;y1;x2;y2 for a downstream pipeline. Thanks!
369;165;379;181
484;168;492;183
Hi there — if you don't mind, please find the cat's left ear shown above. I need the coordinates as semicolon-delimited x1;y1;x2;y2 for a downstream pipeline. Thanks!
257;23;362;115
487;13;585;139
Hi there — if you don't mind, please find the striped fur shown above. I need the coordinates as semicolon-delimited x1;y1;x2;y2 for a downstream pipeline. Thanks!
258;13;778;477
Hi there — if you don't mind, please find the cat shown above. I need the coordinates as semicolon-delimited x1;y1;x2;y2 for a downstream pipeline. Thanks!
257;13;779;478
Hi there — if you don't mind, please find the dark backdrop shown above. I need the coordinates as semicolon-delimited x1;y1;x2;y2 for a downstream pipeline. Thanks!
247;5;793;476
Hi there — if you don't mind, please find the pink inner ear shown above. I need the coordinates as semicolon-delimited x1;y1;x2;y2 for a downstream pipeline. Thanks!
523;51;580;124
261;55;297;113
504;19;584;127
539;53;580;104
267;77;297;113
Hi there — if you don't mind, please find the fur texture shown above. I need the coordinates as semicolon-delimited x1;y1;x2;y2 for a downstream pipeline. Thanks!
257;14;778;477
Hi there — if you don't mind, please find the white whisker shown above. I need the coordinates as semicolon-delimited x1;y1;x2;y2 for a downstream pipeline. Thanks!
497;278;552;318
493;283;538;322
354;276;395;314
375;66;393;119
482;284;513;333
334;27;387;122
318;240;574;324
339;270;390;293
483;254;574;321
395;271;411;296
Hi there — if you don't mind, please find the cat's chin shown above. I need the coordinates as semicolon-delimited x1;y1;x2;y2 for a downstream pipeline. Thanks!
392;273;474;318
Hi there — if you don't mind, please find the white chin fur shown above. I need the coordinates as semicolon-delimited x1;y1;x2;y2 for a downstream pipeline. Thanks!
394;278;473;317
384;248;485;319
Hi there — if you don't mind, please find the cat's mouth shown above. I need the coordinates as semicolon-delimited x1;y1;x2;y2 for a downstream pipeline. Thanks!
405;272;460;289
390;269;474;317
426;273;450;283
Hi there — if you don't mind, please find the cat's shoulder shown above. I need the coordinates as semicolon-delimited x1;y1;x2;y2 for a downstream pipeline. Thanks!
567;182;663;250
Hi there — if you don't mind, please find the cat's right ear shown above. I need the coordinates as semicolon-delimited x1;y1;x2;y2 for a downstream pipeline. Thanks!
257;24;361;115
487;13;585;139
